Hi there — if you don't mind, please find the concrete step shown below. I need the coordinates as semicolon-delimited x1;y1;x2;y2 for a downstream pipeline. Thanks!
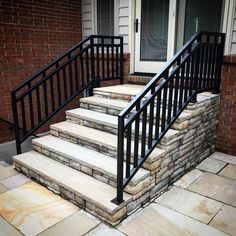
93;84;144;101
79;96;192;129
66;108;181;143
32;135;151;195
50;121;167;171
80;96;129;116
13;151;132;225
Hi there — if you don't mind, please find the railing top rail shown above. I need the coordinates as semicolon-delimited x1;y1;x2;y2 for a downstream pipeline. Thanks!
15;44;91;102
119;31;225;118
12;35;124;94
90;35;123;40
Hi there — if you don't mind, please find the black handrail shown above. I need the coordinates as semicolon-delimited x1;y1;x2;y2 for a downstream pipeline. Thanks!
11;35;124;154
113;31;225;204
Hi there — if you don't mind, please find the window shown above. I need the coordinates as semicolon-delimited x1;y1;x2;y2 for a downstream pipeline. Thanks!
97;0;114;35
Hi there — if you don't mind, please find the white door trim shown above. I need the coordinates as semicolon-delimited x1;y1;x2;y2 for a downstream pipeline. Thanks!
134;0;177;73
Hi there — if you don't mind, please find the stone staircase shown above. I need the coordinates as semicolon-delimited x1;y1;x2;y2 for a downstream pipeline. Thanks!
13;84;220;225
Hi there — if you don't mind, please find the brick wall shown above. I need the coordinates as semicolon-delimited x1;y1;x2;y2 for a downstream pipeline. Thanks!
0;0;82;143
216;55;236;156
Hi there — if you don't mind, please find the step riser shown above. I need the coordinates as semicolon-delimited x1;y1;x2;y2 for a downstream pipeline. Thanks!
93;91;134;102
32;142;152;195
50;127;165;171
67;114;118;135
79;102;190;130
13;160;129;226
66;114;181;145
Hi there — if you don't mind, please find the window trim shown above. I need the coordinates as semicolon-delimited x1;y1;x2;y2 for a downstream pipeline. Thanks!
93;0;119;36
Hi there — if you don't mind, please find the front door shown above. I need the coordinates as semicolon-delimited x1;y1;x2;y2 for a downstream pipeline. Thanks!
134;0;177;73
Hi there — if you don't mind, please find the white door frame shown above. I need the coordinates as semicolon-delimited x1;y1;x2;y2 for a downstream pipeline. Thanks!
130;0;232;74
134;0;177;73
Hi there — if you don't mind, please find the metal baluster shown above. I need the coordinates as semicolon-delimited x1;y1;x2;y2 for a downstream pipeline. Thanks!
167;79;174;124
28;82;34;129
173;65;180;116
63;67;68;100
80;45;84;87
101;38;105;79
126;125;131;178
206;36;212;88
111;38;114;79
96;43;100;79
116;46;119;79
11;92;21;154
179;63;185;109
36;85;41;123
203;36;209;89
86;49;90;83
133;102;140;167
107;44;110;78
74;57;79;92
56;62;62;106
116;115;124;203
189;53;195;97
155;91;161;139
68;54;73;96
50;76;55;111
43;72;48;117
184;57;190;102
148;87;155;148
161;77;168;132
141;107;147;157
21;98;27;135
120;37;124;84
198;36;204;91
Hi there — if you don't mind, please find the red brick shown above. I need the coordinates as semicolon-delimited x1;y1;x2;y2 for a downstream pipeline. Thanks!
217;55;236;156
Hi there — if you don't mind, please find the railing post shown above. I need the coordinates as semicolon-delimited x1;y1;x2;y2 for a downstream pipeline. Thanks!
90;36;95;81
191;47;200;103
11;92;21;154
120;37;124;84
112;115;124;204
215;34;225;94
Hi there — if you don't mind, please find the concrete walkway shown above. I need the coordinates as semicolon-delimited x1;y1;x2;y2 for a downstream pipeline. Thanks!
0;151;236;236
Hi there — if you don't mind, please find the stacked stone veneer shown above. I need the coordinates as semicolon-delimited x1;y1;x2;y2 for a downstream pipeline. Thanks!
14;91;220;225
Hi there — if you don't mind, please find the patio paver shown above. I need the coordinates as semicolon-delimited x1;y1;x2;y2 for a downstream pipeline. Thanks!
0;216;23;236
0;183;8;194
219;164;236;181
196;158;226;174
210;204;236;236
38;210;100;236
86;224;125;236
155;186;222;223
0;166;18;180
118;203;228;236
0;173;31;189
187;173;236;207
174;169;204;188
0;181;79;236
210;152;236;165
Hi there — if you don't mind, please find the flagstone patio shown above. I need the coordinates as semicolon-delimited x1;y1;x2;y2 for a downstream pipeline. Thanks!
0;151;235;236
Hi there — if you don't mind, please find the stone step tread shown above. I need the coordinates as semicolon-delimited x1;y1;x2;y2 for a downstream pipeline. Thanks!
94;84;144;96
50;121;167;164
66;108;181;141
67;108;117;128
13;151;131;213
32;135;150;186
80;96;128;110
80;96;192;123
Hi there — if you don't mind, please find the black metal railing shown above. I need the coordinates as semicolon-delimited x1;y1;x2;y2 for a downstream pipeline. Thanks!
11;35;124;154
113;31;225;204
